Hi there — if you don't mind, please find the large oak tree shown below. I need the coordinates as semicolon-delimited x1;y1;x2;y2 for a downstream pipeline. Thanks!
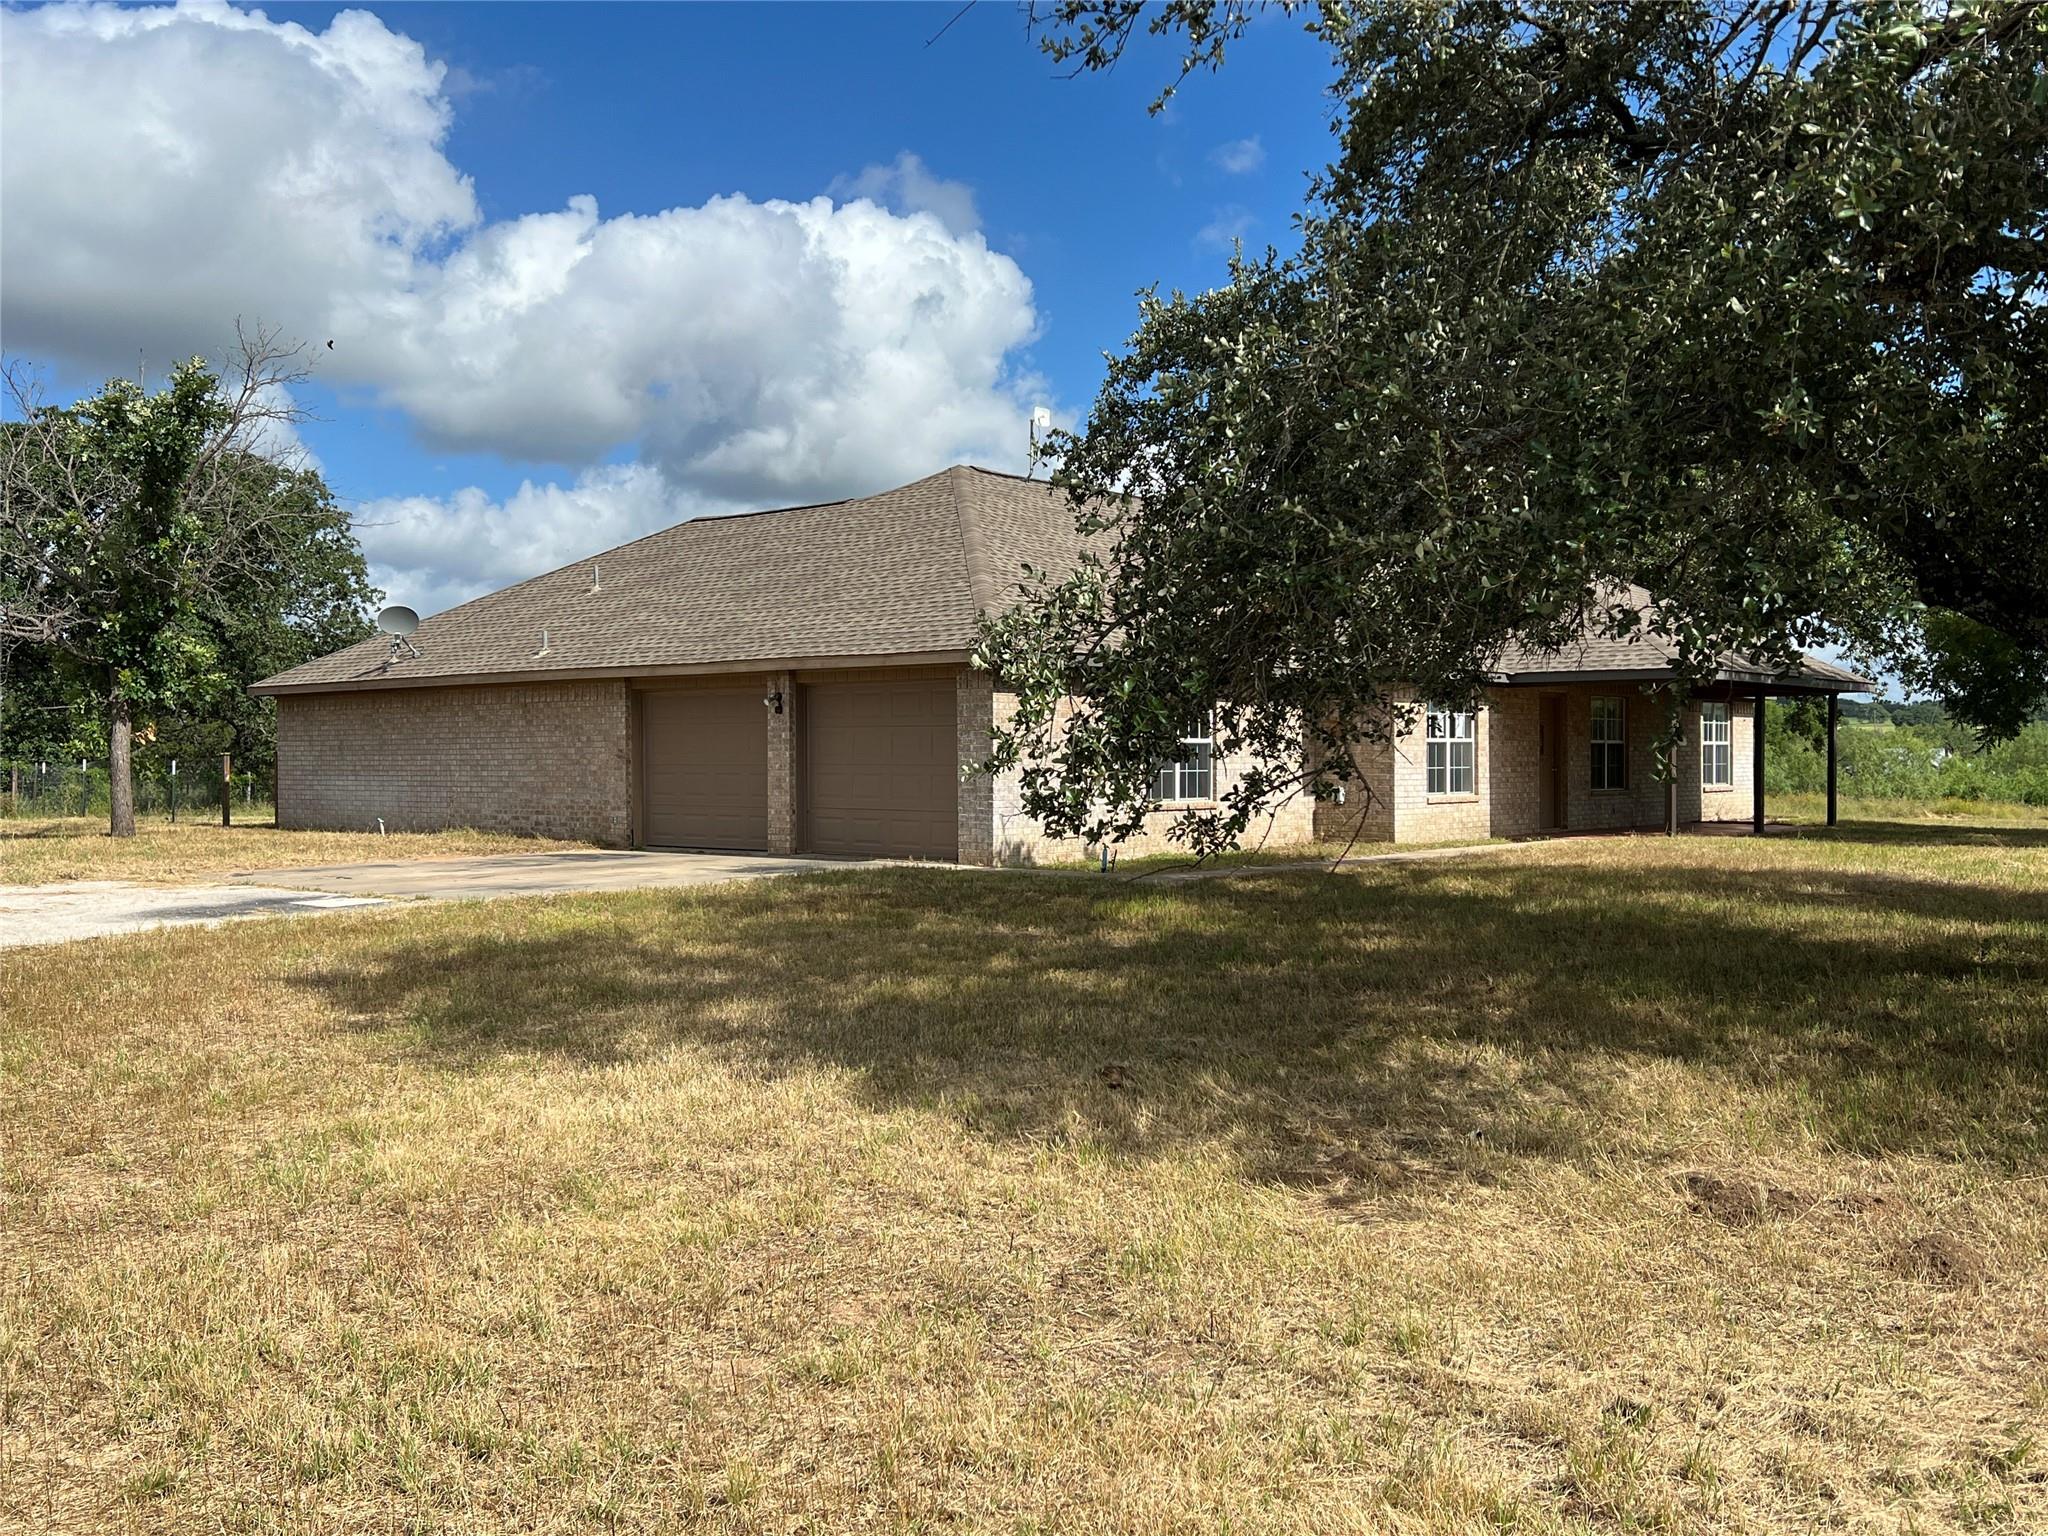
983;0;2047;851
2;331;376;834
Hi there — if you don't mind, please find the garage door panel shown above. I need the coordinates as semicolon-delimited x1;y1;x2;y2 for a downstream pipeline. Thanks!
803;679;957;860
642;688;768;850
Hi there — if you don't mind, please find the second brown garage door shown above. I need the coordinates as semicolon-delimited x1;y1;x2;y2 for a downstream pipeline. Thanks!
641;687;767;850
803;678;957;860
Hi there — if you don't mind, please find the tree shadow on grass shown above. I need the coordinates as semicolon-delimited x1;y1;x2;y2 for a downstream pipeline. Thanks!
295;857;2048;1184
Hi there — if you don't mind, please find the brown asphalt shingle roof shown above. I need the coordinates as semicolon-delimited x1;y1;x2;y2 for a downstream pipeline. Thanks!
1496;585;1877;690
253;467;1089;694
255;475;1872;695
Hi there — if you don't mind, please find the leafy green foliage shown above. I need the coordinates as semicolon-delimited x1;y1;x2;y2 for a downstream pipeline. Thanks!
1764;699;2048;803
992;1;2047;850
2;342;376;827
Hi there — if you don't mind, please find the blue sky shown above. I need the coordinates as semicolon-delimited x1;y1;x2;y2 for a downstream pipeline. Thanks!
4;1;1339;613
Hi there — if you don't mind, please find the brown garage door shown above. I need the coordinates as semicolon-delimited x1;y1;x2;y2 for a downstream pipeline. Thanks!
641;687;767;850
803;678;957;860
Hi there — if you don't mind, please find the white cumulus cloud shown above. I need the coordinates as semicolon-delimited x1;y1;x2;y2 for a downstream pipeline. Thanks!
828;151;981;238
1210;136;1265;175
1;0;478;370
2;2;1055;604
1195;205;1256;251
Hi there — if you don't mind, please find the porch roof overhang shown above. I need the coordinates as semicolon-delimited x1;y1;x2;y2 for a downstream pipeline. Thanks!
1490;663;1877;695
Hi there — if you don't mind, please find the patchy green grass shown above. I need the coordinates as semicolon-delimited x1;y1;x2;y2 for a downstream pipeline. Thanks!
3;817;2044;1533
0;817;598;886
1775;791;2048;831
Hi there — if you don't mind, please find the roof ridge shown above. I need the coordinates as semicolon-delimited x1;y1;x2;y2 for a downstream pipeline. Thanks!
949;465;996;614
959;463;1043;484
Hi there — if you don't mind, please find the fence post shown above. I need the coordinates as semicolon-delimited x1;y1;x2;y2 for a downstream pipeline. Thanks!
222;752;232;828
170;758;177;824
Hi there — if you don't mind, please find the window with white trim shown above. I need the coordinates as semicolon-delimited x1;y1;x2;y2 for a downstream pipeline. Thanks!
1591;696;1627;791
1425;707;1477;796
1700;701;1732;787
1152;718;1215;803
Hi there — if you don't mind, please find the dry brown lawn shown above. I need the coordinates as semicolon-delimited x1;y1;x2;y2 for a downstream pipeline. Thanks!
0;818;598;887
3;816;2044;1533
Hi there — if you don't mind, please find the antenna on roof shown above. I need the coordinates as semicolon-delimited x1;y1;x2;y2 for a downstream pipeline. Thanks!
1027;405;1053;477
377;605;421;662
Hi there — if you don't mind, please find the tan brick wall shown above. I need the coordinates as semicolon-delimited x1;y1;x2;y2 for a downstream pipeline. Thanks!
1387;696;1492;844
765;670;795;854
1486;684;1673;837
1342;686;1757;843
1691;697;1758;824
983;685;1317;865
956;668;997;866
277;680;632;844
1310;717;1397;846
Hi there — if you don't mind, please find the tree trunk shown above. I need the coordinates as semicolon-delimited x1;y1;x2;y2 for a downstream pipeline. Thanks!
109;692;136;838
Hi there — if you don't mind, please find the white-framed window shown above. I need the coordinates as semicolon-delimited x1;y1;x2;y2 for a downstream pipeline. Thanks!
1425;707;1477;796
1700;701;1732;788
1152;718;1215;803
1591;696;1627;791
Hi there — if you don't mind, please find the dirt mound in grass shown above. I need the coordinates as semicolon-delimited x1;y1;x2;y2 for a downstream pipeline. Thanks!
1679;1171;1812;1225
1894;1231;1988;1286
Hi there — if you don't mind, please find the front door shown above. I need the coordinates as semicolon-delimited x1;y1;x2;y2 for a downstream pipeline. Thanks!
1539;694;1566;831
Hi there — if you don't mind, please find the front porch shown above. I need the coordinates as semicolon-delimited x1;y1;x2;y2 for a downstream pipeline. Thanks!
1315;665;1866;846
1484;676;1853;841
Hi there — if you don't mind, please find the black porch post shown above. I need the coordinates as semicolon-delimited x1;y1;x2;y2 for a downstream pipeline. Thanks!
1752;690;1766;835
1826;693;1839;827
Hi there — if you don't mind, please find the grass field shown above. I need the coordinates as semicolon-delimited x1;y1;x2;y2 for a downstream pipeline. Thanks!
0;818;599;886
3;816;2045;1532
1773;791;2048;830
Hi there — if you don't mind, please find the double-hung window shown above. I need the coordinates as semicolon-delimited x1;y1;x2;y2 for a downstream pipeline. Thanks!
1700;701;1732;788
1591;696;1627;791
1152;718;1215;803
1425;707;1477;796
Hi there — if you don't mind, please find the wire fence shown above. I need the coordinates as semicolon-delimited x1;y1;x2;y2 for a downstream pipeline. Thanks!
2;759;277;823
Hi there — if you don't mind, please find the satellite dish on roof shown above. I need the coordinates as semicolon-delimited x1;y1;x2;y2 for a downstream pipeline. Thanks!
377;605;422;662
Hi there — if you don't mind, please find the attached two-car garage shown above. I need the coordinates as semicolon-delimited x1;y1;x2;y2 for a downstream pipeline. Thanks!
637;674;957;860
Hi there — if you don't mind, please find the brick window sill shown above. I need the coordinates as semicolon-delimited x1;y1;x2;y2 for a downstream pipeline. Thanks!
1702;784;1734;794
1425;794;1481;804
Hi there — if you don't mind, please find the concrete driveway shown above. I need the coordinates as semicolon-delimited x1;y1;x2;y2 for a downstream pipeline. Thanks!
1;881;387;949
231;848;879;900
2;850;877;949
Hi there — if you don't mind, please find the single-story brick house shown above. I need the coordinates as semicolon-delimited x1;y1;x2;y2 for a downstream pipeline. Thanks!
253;466;1871;861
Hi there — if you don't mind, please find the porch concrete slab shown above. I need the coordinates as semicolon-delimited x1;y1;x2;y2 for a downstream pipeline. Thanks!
224;848;884;901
